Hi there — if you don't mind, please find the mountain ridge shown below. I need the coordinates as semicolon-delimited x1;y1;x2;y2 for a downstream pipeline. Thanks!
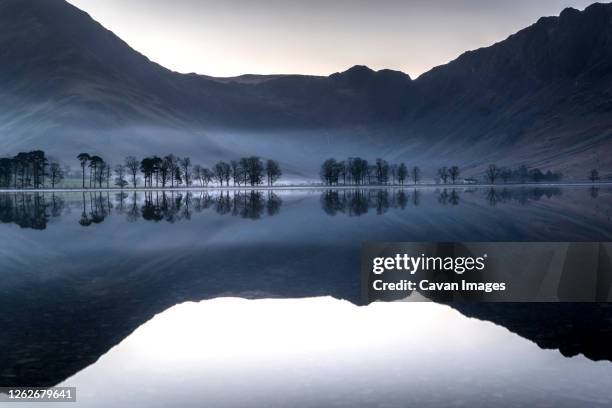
0;0;611;179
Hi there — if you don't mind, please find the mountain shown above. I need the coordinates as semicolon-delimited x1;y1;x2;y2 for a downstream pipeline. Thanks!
0;0;611;179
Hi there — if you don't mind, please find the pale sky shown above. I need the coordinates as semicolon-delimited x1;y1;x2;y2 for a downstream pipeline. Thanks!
68;0;598;78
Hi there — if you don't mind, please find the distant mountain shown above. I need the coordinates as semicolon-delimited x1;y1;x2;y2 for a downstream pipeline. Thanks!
0;0;611;179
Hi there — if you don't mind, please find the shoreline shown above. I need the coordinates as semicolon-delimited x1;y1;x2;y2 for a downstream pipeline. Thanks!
0;182;610;193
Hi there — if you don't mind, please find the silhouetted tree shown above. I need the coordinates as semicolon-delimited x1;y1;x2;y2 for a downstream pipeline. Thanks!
449;166;460;184
180;157;192;187
347;157;368;185
412;166;421;185
193;165;203;187
375;159;390;184
438;167;449;184
230;160;242;186
77;153;90;188
337;161;347;185
320;158;339;185
242;156;264;186
49;162;64;188
150;156;163;187
214;161;231;186
0;158;11;188
125;156;139;188
104;162;111;189
486;164;499;184
159;158;171;187
164;155;179;187
202;168;213;186
114;164;128;189
390;164;398;185
88;155;106;188
140;157;155;187
398;163;408;185
265;159;282;186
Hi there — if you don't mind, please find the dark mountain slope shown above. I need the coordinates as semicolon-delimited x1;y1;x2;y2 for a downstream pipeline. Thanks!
408;3;612;174
0;0;415;129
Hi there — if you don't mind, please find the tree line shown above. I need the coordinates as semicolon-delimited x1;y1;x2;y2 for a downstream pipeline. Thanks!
320;157;421;185
0;150;604;190
0;151;66;189
76;153;282;189
322;160;574;186
484;164;563;184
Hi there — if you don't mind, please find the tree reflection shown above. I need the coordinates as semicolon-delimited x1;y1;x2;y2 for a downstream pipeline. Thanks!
0;186;581;229
320;189;413;216
0;193;65;230
485;187;562;206
127;192;139;223
66;190;285;225
266;192;283;216
78;192;112;226
438;189;460;206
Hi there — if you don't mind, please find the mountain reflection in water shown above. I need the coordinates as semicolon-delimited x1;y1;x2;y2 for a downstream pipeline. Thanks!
0;186;611;402
28;298;612;408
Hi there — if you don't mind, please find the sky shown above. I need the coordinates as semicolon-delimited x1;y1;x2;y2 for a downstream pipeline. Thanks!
67;0;598;78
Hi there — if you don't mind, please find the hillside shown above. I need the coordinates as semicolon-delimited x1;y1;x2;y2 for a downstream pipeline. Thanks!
0;0;611;179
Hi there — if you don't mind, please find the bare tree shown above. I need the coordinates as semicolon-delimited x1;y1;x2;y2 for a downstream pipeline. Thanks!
104;162;111;189
114;164;128;189
77;153;90;189
265;159;282;186
230;160;242;186
214;161;231;186
320;158;338;185
412;166;421;185
49;162;64;188
390;164;398;185
180;157;192;187
164;155;179;187
125;156;139;188
193;165;203;187
202;168;214;186
375;159;390;184
449;166;460;184
243;157;264;186
486;164;500;184
438;167;449;184
398;163;408;185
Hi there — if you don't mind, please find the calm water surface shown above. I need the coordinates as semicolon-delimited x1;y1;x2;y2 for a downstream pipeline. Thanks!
1;186;611;407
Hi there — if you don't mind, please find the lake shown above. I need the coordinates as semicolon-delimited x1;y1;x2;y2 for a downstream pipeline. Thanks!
1;186;611;407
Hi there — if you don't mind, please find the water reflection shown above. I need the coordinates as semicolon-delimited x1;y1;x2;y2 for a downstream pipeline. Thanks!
0;186;611;391
321;189;413;216
0;187;586;229
0;193;64;230
437;189;460;205
484;186;562;206
46;299;612;408
319;186;566;215
79;192;112;227
0;190;286;229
